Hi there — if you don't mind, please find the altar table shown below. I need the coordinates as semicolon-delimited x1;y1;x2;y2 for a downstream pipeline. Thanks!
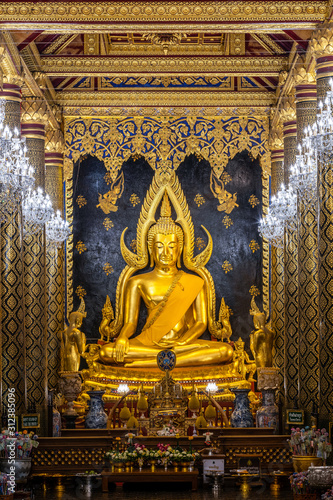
101;468;199;491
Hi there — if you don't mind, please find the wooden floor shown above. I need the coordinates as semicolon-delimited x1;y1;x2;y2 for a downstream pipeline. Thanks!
102;468;199;492
31;476;295;500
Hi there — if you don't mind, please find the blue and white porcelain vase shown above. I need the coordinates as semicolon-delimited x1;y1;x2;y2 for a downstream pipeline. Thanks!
256;388;278;432
230;388;253;427
85;390;108;429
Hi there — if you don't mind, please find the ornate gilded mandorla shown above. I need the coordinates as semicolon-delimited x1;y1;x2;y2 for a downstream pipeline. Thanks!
81;170;253;385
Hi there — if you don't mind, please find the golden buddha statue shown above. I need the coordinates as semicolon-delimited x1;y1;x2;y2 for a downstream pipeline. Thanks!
98;192;234;368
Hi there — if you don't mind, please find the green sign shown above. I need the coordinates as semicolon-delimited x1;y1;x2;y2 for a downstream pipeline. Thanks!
286;410;304;425
21;413;40;429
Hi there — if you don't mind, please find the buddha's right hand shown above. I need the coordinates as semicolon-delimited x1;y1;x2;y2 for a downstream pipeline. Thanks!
113;335;129;363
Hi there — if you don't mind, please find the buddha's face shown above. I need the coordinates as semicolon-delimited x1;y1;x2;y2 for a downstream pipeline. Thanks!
153;233;180;268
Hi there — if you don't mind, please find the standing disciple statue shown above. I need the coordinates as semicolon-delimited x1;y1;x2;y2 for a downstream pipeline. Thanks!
99;192;234;368
249;296;273;367
63;298;87;372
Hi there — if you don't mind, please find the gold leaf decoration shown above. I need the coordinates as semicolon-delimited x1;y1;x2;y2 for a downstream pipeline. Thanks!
249;285;260;297
222;216;233;229
103;218;114;231
75;241;87;254
130;239;137;253
194;194;205;207
76;195;87;208
195;237;206;250
104;171;112;185
249;194;260;208
75;285;86;298
222;260;233;274
130;193;141;207
221;172;232;185
103;263;114;276
249;240;260;253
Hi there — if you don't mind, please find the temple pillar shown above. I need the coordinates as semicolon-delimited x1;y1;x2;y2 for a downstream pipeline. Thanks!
21;96;49;430
45;127;65;387
310;25;333;425
281;99;299;408
0;82;27;414
294;69;319;420
269;122;285;405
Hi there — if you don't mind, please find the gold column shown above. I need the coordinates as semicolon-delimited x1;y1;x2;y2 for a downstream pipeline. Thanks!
281;99;299;407
269;122;285;404
45;128;65;388
310;25;333;425
21;97;48;430
294;69;319;419
0;83;27;414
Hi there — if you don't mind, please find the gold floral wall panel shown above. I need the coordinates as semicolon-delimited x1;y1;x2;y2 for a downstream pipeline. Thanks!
64;115;270;335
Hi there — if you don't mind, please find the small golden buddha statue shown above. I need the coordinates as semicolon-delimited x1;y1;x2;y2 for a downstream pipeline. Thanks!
99;192;233;368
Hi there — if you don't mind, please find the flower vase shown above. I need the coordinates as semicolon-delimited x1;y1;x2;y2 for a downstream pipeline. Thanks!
292;456;322;472
85;390;108;429
256;388;278;432
173;462;179;472
113;462;124;473
230;388;253;428
150;459;157;472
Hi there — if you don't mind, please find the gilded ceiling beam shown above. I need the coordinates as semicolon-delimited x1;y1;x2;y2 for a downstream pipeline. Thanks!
42;55;287;76
0;1;326;32
58;89;275;116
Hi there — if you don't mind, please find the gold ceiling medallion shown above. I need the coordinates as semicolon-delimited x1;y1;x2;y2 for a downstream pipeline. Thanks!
142;33;187;55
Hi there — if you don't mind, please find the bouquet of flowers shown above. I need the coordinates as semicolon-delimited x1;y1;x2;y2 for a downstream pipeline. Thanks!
204;431;213;446
156;424;179;436
0;430;39;458
157;444;173;466
0;473;10;496
105;450;129;463
289;427;332;459
290;471;313;494
169;449;199;463
322;486;333;500
134;443;150;458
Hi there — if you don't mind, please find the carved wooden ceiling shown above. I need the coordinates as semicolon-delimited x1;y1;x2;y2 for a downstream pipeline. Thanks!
1;1;330;115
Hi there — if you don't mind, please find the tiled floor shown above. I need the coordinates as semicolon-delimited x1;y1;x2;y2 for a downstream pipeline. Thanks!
29;477;295;500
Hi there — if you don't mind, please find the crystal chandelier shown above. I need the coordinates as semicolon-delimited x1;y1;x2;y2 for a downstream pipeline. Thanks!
46;210;71;250
312;78;333;162
258;209;284;248
290;130;317;204
259;183;297;247
22;187;54;237
272;184;297;231
0;105;35;220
